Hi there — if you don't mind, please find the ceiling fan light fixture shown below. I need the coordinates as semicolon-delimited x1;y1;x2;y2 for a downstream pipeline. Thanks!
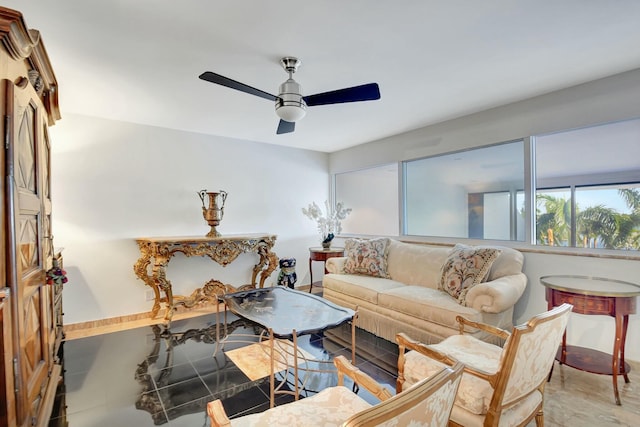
275;78;307;122
276;104;306;123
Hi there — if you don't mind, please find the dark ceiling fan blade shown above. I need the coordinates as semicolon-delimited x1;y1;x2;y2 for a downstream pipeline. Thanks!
276;119;295;134
199;71;278;102
303;83;380;106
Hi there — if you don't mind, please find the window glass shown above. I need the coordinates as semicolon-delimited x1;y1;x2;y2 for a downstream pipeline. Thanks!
404;140;525;240
536;188;572;246
575;184;640;249
535;118;640;251
482;192;511;240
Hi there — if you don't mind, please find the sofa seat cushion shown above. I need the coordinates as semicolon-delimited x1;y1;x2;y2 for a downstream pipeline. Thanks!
323;273;407;305
378;286;482;329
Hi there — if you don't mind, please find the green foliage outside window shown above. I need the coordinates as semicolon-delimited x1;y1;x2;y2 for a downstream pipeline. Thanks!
536;188;640;250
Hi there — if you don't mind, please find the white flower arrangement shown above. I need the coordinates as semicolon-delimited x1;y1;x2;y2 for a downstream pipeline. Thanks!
302;201;352;243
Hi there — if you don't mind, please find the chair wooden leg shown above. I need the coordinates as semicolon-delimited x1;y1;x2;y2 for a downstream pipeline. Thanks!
535;409;544;427
207;400;231;427
396;342;406;394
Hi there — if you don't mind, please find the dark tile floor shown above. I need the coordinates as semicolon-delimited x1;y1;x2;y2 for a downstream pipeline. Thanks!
50;311;399;427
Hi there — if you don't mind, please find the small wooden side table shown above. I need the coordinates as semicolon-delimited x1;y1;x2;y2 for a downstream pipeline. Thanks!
308;247;345;293
541;275;640;405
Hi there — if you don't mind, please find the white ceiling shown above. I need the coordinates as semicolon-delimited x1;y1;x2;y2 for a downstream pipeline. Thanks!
5;1;640;152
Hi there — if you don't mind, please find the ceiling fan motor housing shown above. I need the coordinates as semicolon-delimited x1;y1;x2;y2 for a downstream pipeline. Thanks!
275;78;307;122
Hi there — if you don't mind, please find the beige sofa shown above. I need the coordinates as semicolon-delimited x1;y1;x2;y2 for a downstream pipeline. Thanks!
322;239;527;345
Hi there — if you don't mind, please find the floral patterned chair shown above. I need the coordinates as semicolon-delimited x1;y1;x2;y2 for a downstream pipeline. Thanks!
207;354;463;427
396;303;572;427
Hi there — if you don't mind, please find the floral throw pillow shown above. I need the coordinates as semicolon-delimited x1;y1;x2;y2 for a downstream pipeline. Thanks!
439;244;501;305
343;238;391;278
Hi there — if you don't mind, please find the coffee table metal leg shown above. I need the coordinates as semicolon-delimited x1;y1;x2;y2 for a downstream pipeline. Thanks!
293;331;299;401
269;328;275;408
309;258;313;293
351;314;357;365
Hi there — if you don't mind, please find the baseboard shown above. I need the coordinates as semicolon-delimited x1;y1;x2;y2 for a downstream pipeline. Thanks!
64;311;153;332
63;303;220;340
62;286;322;340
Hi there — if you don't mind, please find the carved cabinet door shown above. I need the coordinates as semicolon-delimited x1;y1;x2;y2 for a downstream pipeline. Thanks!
5;78;54;427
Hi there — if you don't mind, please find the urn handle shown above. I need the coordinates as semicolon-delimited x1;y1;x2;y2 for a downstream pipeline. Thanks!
197;189;208;208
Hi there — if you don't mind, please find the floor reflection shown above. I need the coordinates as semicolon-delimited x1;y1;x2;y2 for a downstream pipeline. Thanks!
52;312;398;427
134;319;264;424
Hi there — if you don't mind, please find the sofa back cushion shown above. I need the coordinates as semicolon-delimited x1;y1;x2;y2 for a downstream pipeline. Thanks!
344;237;392;278
386;240;450;288
438;244;502;305
385;241;524;289
481;245;524;280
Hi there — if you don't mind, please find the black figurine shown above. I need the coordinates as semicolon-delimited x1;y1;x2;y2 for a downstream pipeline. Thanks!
277;258;297;289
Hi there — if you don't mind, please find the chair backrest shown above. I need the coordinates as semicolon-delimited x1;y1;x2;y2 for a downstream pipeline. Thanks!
489;303;572;416
343;361;464;427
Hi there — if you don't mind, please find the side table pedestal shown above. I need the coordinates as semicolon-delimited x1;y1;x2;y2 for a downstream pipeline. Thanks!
541;275;639;405
308;247;345;293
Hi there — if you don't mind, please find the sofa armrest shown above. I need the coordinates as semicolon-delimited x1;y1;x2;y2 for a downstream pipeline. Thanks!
464;272;527;314
325;256;347;274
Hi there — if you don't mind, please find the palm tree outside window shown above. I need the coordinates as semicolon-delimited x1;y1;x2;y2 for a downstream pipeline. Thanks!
536;186;640;250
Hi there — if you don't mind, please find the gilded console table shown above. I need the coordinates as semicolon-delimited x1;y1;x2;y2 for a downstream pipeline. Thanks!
134;234;278;321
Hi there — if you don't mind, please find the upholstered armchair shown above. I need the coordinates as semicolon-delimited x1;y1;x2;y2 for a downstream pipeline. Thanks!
208;354;464;427
396;303;572;427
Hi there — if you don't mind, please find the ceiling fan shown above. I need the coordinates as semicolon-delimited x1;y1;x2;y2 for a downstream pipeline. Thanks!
199;57;381;135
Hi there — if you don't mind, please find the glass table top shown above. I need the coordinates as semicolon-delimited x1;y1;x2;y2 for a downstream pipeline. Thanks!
220;287;356;338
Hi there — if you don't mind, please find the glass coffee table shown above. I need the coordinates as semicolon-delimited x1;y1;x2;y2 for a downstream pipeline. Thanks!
216;286;357;407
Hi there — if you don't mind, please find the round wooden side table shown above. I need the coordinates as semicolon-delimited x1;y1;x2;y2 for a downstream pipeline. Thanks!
308;247;345;293
541;274;640;405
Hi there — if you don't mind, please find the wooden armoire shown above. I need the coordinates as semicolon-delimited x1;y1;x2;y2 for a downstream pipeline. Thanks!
0;7;62;427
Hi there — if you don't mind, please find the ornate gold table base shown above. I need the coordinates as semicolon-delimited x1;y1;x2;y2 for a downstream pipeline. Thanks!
134;234;278;322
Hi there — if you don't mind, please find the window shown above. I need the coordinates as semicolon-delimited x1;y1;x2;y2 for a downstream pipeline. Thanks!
535;118;640;250
331;118;639;253
403;140;525;240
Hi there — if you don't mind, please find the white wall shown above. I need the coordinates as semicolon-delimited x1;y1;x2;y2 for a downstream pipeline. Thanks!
336;164;399;236
50;114;329;325
329;68;640;362
52;68;640;363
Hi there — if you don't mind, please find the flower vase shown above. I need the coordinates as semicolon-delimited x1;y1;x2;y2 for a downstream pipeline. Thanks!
321;233;334;249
